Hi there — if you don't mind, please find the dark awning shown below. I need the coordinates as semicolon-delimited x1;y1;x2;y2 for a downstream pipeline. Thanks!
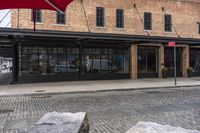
0;28;200;45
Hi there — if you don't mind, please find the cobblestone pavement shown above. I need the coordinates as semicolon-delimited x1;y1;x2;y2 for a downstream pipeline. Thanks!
0;87;200;133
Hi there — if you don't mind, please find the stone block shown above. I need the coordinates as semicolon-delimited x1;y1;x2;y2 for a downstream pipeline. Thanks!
126;121;200;133
26;112;89;133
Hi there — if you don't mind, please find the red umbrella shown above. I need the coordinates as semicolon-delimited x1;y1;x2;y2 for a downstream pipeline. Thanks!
0;0;73;31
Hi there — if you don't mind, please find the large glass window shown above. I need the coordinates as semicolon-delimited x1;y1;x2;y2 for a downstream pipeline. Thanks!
21;47;41;74
39;47;48;75
67;48;79;73
82;47;129;74
20;46;79;75
20;46;129;78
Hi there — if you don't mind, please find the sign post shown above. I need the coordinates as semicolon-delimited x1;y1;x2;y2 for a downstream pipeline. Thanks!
168;42;177;86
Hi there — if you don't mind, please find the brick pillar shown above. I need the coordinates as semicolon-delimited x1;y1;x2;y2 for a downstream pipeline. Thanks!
183;45;190;77
159;44;165;78
130;44;138;79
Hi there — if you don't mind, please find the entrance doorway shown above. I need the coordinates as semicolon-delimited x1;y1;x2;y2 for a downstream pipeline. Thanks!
0;47;13;85
138;46;159;78
164;47;183;77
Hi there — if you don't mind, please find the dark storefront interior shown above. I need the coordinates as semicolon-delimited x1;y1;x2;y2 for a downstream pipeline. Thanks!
18;43;130;82
164;47;183;77
190;48;200;76
138;46;159;78
0;45;13;85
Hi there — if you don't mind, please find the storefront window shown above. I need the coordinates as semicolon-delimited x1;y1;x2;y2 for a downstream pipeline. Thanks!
21;47;41;75
20;45;129;77
39;47;48;75
48;48;57;74
67;48;79;73
190;49;200;74
164;47;183;77
20;46;79;75
82;47;129;74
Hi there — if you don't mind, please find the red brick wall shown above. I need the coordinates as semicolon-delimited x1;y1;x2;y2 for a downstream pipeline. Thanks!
11;0;200;39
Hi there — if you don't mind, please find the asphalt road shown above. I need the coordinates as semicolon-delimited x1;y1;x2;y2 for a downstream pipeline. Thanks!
0;86;200;133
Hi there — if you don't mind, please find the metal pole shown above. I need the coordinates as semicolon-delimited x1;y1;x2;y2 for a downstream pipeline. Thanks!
33;9;36;32
17;9;19;29
174;45;177;86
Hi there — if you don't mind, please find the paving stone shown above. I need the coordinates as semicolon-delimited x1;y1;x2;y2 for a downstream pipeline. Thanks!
0;87;200;133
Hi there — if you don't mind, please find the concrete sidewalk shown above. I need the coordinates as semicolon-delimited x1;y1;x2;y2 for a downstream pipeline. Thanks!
0;77;200;96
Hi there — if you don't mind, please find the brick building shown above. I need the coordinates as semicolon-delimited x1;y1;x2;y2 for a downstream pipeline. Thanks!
1;0;200;83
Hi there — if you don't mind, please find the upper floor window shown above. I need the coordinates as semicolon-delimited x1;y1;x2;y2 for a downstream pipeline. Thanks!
96;7;104;27
197;22;200;34
164;14;172;32
144;12;152;30
116;9;124;28
56;11;65;24
31;9;42;23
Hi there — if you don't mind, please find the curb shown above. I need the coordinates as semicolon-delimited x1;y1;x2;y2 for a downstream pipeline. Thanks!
0;84;200;97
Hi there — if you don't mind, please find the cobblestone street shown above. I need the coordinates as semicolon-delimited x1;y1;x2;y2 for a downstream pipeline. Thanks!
0;87;200;133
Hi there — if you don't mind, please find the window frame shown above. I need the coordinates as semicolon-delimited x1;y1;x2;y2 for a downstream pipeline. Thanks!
164;14;172;32
56;11;66;25
116;9;124;28
31;9;42;23
144;12;152;30
197;22;200;34
96;7;104;27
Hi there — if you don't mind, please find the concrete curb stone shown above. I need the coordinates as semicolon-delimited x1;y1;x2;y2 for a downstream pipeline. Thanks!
0;84;199;97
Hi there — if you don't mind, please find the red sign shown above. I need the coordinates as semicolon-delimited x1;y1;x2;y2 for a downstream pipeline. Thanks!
168;42;176;47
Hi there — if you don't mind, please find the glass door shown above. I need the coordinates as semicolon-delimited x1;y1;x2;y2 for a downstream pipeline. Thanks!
138;46;159;78
164;47;183;77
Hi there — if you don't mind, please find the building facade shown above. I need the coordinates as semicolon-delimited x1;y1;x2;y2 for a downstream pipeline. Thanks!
1;0;200;83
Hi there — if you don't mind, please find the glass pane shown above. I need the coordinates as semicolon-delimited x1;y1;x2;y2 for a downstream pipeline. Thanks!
29;47;40;74
39;47;48;75
67;48;79;73
48;48;57;74
138;48;146;73
112;49;124;74
164;47;183;74
57;48;66;74
100;49;109;73
147;48;157;73
124;49;130;74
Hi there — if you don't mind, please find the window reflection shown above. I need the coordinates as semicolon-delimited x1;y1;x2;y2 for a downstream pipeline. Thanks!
82;47;129;74
190;49;200;74
20;46;79;75
138;47;158;74
20;46;129;76
164;47;183;76
48;48;57;74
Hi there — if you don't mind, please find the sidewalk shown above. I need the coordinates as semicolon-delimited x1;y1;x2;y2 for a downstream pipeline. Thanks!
0;77;200;96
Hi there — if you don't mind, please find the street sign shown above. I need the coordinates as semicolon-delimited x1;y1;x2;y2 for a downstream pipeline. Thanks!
168;42;176;47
